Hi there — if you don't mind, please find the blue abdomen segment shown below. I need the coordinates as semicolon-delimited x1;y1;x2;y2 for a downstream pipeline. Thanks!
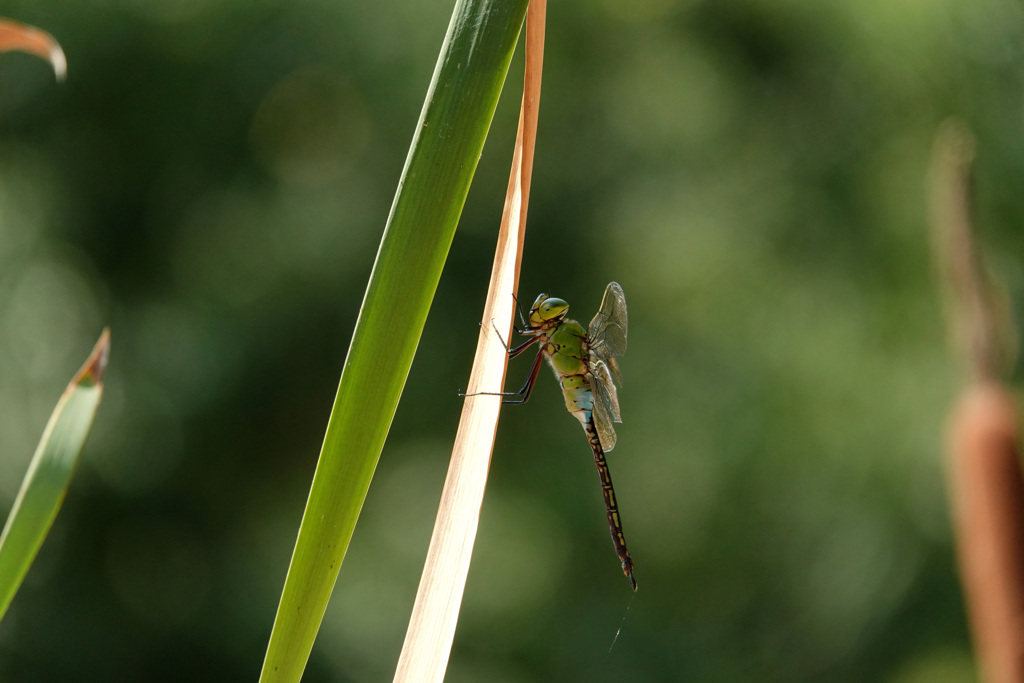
560;375;594;423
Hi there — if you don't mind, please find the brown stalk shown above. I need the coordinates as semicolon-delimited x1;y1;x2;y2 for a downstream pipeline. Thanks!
933;120;1024;683
392;3;545;681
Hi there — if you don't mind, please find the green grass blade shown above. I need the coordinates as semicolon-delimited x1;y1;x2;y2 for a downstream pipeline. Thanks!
259;1;529;680
0;329;110;622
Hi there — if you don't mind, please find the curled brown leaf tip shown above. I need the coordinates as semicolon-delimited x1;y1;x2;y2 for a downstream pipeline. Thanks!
0;18;66;81
75;328;111;386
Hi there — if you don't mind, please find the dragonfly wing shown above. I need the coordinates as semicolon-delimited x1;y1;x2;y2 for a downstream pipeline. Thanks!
591;360;622;423
590;359;620;452
608;357;622;385
588;282;628;362
588;283;627;452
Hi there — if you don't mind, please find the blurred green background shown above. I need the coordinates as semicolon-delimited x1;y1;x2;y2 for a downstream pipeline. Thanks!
1;0;1022;680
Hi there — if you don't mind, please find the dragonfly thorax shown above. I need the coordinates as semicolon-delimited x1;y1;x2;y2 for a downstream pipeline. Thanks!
528;294;569;328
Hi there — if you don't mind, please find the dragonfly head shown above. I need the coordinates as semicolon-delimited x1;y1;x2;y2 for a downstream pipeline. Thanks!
529;293;569;327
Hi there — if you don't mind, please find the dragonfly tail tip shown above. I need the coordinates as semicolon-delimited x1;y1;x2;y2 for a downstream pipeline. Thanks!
623;560;637;591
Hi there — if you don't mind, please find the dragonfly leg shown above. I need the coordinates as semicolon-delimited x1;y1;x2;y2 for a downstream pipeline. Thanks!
486;319;511;352
507;335;540;360
512;291;528;330
498;348;544;404
485;318;538;357
459;325;539;397
459;326;542;399
460;348;545;402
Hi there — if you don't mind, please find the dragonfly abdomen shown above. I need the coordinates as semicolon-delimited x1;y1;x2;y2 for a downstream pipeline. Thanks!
582;415;637;590
560;374;595;419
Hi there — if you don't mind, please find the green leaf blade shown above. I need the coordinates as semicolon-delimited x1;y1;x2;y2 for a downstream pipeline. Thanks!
0;328;110;622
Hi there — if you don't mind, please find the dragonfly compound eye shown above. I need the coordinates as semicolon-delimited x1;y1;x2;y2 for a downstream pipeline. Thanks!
537;297;569;321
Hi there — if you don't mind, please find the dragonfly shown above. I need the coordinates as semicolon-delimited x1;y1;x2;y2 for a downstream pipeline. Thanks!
484;282;636;590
